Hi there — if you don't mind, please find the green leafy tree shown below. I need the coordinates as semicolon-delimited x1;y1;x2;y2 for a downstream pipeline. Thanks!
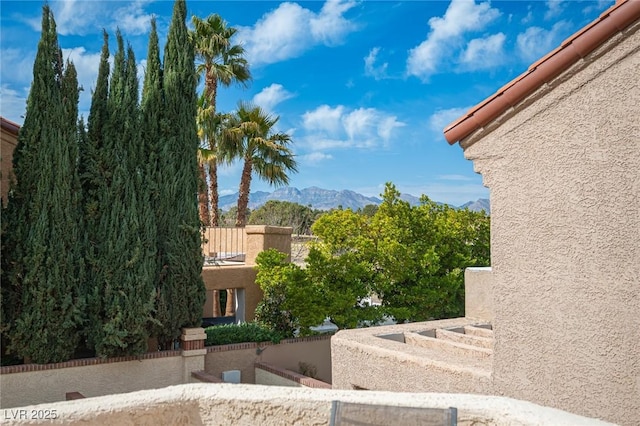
253;183;490;332
306;209;381;329
369;184;490;322
248;200;320;235
1;6;86;363
191;13;251;226
155;0;205;347
358;204;379;217
254;249;325;337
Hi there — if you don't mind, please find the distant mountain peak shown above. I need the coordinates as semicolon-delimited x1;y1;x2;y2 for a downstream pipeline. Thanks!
218;186;489;214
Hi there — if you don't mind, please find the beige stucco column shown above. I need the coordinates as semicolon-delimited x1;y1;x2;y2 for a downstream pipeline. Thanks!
181;328;207;383
244;225;292;265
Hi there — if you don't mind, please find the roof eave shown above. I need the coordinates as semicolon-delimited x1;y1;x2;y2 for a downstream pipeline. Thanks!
443;0;640;145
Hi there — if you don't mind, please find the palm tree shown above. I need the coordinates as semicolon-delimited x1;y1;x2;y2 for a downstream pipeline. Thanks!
228;102;298;228
191;14;251;226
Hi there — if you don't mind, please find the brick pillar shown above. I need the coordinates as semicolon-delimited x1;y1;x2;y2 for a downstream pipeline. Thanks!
181;327;207;383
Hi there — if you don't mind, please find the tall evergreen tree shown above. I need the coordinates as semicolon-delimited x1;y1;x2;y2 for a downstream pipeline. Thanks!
91;34;157;357
140;18;167;341
2;6;85;363
81;32;110;348
156;0;205;346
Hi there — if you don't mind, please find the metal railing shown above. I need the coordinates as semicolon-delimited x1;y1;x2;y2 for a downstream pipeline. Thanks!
202;227;246;264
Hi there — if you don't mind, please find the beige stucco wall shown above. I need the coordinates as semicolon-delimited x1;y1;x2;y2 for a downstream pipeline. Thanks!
1;120;18;206
0;355;186;409
0;383;613;425
255;369;302;387
331;318;492;393
245;225;292;265
460;21;640;424
204;336;332;384
200;225;292;319
261;337;332;383
464;267;493;322
201;265;260;319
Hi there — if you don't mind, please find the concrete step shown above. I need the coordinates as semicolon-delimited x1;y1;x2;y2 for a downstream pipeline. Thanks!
436;328;493;349
464;325;494;338
404;332;492;359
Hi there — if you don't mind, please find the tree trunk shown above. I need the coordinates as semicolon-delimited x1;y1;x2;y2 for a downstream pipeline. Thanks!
198;163;210;225
209;162;219;226
205;70;219;227
236;158;253;227
205;67;218;108
225;289;235;317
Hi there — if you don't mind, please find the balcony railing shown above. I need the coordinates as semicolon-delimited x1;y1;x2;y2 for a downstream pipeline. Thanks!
202;227;246;264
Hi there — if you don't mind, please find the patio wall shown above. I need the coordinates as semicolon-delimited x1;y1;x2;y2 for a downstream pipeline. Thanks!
0;334;331;409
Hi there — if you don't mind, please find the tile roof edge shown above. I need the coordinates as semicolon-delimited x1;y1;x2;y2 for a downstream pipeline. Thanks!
1;116;21;135
443;0;640;145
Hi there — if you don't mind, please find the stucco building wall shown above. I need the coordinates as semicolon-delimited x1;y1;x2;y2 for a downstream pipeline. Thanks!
1;117;19;206
0;354;185;409
331;318;492;393
460;21;640;423
204;335;332;385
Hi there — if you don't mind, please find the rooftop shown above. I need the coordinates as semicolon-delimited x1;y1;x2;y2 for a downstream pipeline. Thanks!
443;0;640;145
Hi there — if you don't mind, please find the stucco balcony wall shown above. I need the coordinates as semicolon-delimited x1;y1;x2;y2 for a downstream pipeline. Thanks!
0;383;612;425
331;318;493;394
200;225;292;320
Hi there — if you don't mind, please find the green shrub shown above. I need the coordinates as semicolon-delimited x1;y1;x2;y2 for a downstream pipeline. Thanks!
204;322;284;346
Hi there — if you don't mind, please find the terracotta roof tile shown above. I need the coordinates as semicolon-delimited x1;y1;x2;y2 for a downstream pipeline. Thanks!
1;116;20;135
443;0;640;145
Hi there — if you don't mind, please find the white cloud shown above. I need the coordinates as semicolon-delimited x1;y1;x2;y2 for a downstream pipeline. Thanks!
0;49;36;86
0;84;28;124
407;0;501;80
516;21;572;62
237;0;358;66
252;84;295;113
30;0;154;36
544;0;567;20
302;104;345;135
582;0;614;15
310;0;358;45
459;33;506;70
300;104;405;154
364;47;388;80
377;116;406;141
428;106;471;133
300;152;333;165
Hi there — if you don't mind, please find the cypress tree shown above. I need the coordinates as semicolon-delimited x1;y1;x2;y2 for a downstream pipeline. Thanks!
81;30;110;231
140;18;166;341
81;30;110;352
156;0;205;346
91;34;157;357
2;6;85;363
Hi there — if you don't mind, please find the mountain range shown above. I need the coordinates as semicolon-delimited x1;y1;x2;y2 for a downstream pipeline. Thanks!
219;187;490;214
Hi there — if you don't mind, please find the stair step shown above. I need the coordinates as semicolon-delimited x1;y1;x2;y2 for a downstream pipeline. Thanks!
404;332;492;359
436;328;493;349
464;325;494;338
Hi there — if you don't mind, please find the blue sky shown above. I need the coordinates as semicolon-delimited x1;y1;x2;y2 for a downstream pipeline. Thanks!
0;0;613;205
